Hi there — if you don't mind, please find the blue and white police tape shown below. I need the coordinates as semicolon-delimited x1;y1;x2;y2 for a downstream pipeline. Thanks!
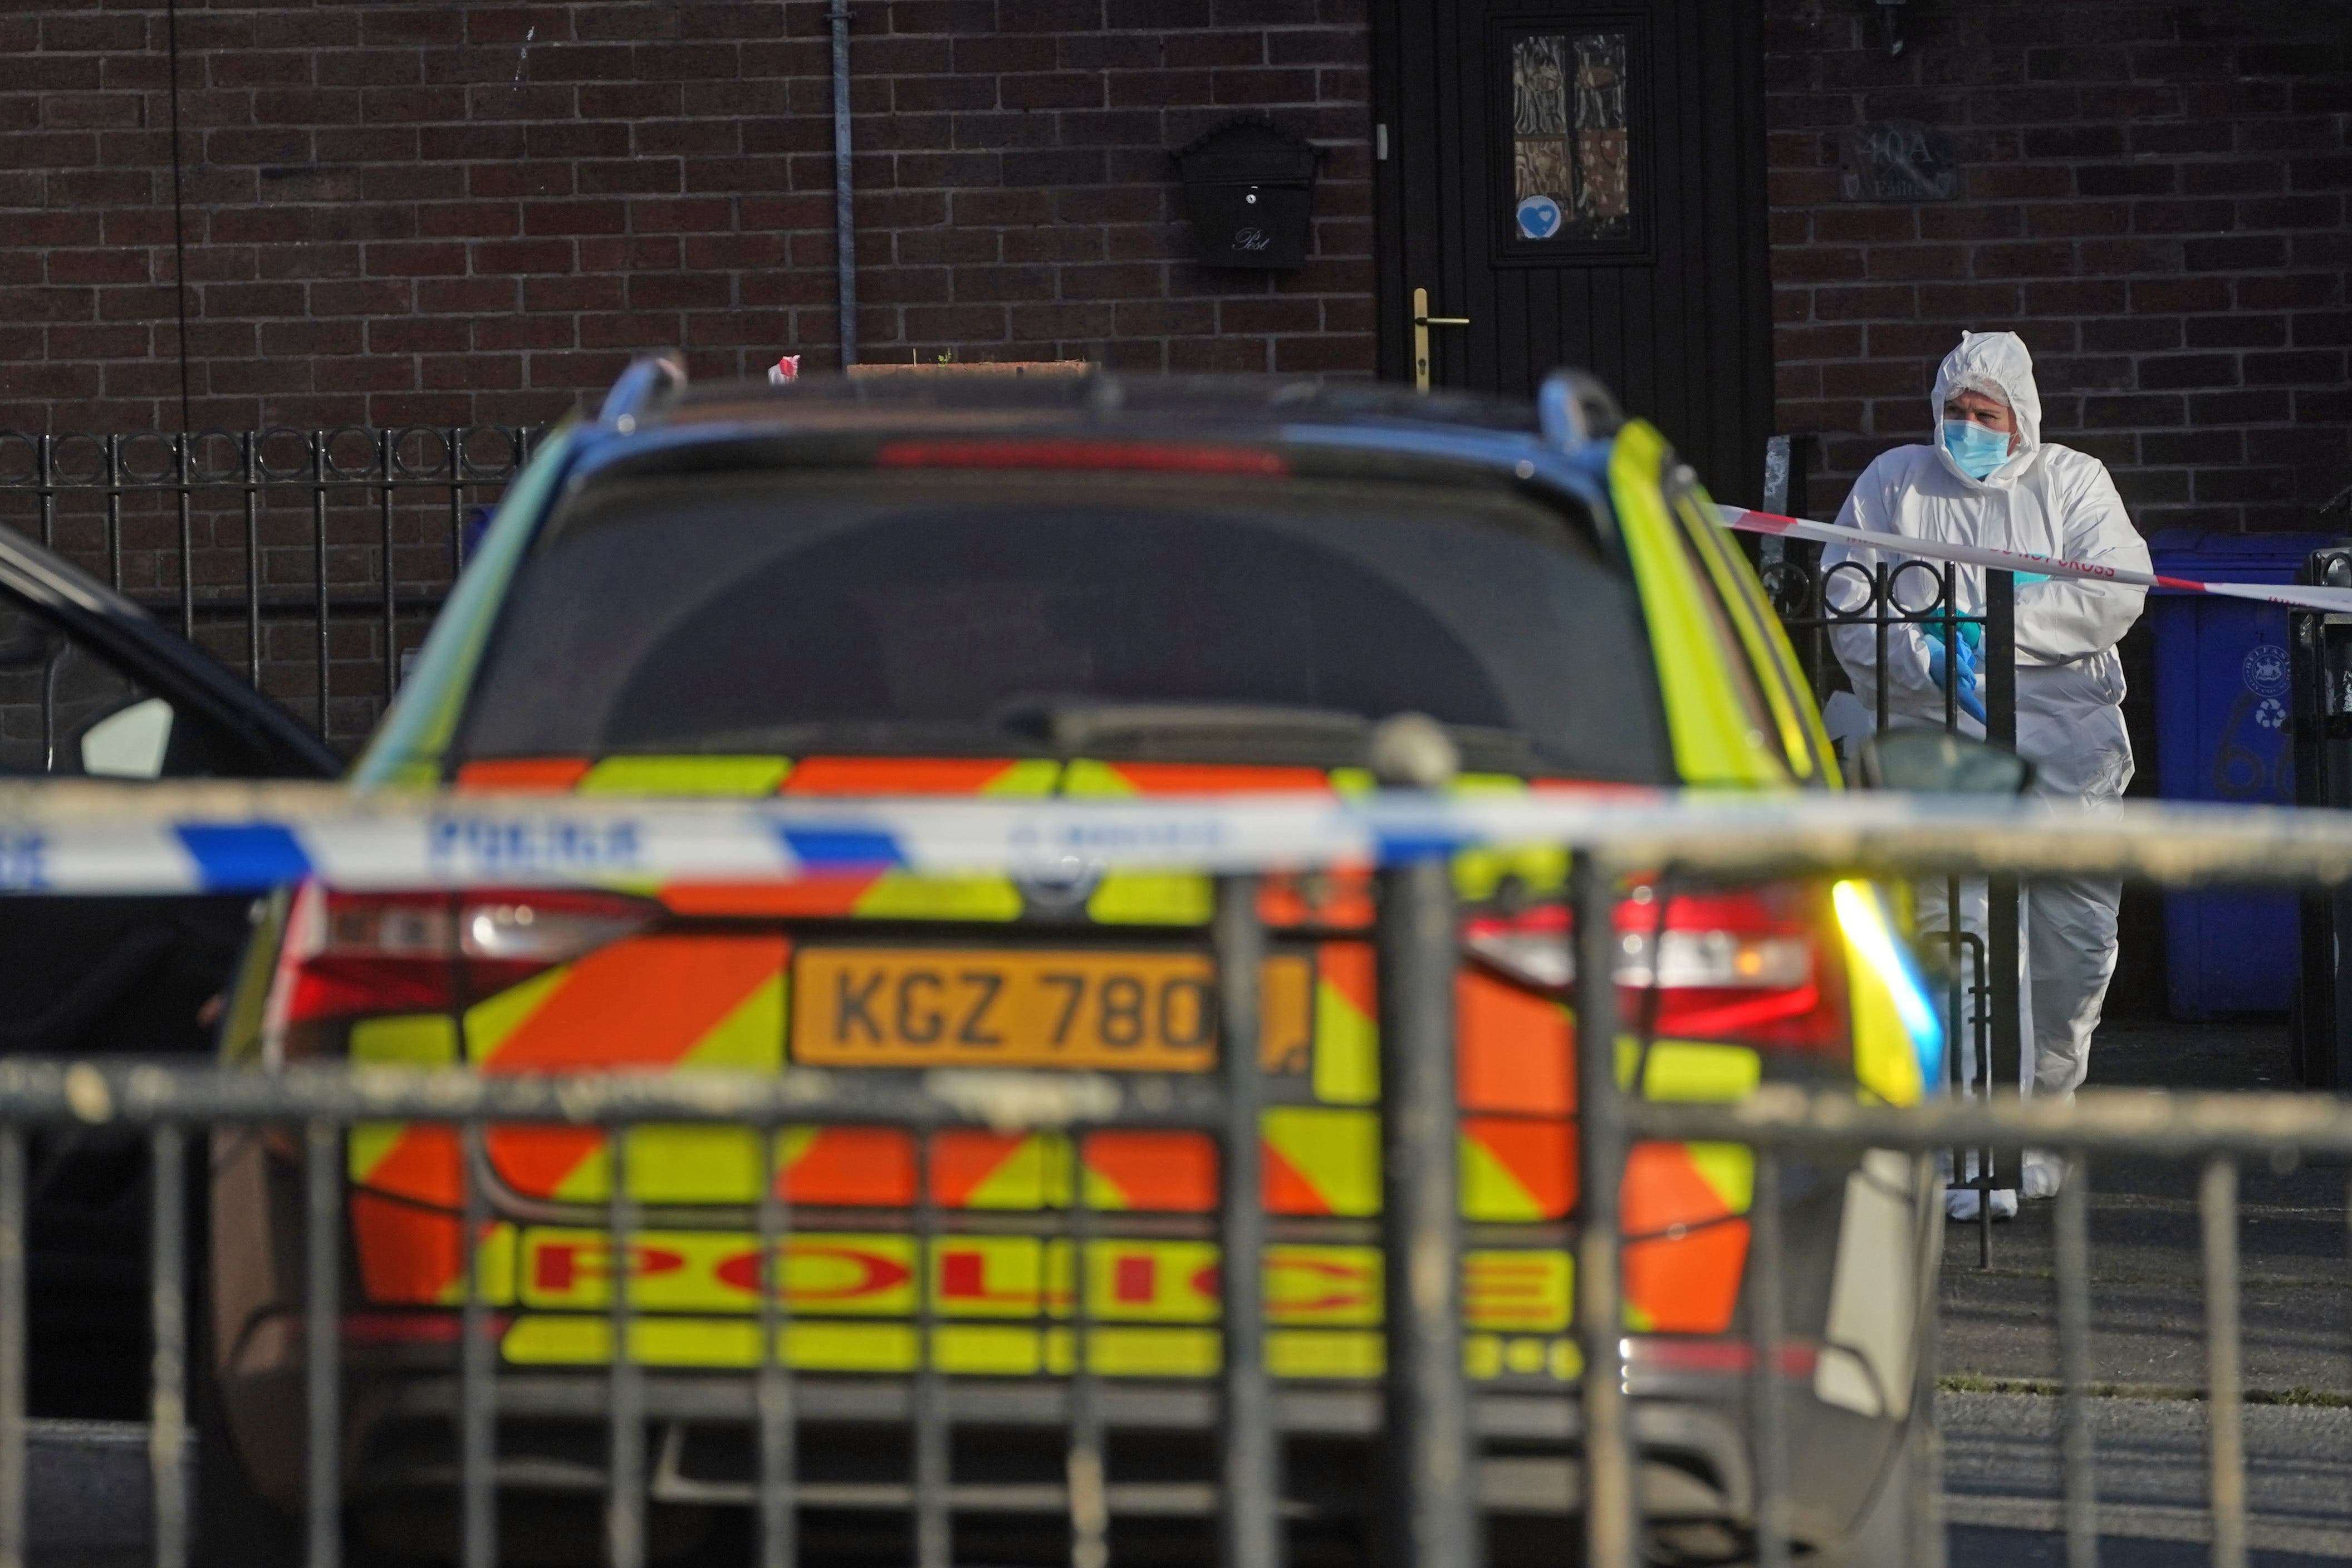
4;781;2352;895
3;782;1582;894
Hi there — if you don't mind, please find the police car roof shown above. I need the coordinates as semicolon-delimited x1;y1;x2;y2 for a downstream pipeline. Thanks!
654;370;1543;440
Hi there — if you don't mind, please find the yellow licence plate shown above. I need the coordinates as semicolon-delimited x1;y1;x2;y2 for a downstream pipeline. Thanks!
791;948;1305;1071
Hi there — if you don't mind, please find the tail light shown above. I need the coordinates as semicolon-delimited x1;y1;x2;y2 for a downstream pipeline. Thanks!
1462;884;1845;1051
263;880;662;1063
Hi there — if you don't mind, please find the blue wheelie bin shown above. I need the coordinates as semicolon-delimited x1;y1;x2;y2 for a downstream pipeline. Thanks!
2147;531;2338;1016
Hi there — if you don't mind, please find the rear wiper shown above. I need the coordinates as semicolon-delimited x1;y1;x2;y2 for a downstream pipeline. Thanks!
616;720;1025;756
994;700;1370;757
993;700;1550;773
610;706;1558;775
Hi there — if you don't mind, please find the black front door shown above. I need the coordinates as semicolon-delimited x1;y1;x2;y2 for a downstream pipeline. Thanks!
1373;0;1773;502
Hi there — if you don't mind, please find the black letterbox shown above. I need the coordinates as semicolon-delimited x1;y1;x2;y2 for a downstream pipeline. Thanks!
1173;119;1323;271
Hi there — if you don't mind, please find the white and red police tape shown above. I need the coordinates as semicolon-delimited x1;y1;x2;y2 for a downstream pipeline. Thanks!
1716;504;2352;616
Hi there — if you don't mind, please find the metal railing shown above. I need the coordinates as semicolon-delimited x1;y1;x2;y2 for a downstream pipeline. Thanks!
0;428;543;749
1758;530;2027;1261
0;792;2340;1568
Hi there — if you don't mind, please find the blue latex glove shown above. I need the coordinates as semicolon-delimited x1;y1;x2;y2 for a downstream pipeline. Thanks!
1927;628;1987;722
1928;611;1985;658
2013;571;2051;587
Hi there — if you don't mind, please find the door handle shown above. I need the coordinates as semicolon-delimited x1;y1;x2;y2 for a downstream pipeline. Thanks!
1411;287;1470;393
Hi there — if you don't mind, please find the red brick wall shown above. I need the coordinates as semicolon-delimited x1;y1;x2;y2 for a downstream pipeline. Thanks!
11;0;2345;539
0;1;1375;434
1765;1;2352;533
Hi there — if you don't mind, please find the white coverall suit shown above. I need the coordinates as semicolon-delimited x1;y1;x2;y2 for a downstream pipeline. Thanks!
1822;332;2148;1198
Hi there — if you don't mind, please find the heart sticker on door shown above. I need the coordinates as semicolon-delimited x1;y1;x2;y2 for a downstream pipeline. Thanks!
1516;194;1563;239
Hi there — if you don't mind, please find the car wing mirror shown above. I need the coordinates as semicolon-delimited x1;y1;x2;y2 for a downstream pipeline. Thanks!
80;696;177;780
1856;728;2033;795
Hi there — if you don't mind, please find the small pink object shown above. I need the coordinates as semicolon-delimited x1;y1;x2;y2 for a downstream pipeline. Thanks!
767;354;800;385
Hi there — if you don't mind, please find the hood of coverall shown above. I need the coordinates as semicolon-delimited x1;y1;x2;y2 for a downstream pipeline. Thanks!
1930;330;2042;488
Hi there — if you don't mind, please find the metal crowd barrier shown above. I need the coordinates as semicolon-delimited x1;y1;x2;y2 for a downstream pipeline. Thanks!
1641;1086;2352;1568
2;788;2349;1568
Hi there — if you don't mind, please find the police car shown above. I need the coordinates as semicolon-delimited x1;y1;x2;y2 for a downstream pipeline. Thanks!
203;364;1944;1565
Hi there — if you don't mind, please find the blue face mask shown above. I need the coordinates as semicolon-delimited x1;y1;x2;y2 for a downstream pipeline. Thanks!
1941;418;2012;481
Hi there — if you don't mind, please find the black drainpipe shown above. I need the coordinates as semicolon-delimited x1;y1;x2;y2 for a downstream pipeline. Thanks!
830;0;857;367
166;0;193;433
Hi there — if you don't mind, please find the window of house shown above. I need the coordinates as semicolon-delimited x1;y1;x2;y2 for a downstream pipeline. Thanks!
1501;24;1643;260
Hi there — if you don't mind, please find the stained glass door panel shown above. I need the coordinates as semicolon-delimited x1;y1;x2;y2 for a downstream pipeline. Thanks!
1508;30;1635;247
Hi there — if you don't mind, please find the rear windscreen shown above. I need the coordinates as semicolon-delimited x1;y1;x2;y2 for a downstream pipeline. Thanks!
454;469;1673;783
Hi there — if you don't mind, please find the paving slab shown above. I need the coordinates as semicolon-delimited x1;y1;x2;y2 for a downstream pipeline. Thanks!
1943;1389;2352;1566
24;1418;155;1568
1941;1019;2352;1399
